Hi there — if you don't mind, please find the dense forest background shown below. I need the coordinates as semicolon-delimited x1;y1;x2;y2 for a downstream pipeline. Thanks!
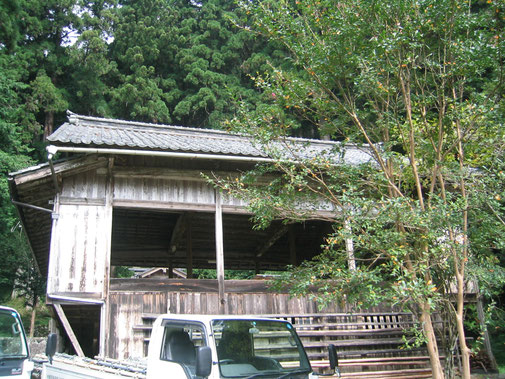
0;0;295;335
1;0;505;371
0;0;281;292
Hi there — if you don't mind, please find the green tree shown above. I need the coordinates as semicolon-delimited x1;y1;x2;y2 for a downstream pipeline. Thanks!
0;0;22;51
106;0;287;128
107;0;173;123
18;0;79;139
12;239;46;338
0;53;36;299
214;0;505;377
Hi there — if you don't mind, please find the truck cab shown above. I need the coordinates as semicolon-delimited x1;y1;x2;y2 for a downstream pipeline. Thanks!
0;306;33;379
147;314;318;379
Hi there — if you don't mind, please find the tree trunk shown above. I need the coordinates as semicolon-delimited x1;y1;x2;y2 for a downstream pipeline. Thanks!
44;110;54;140
29;307;37;338
420;303;444;379
456;274;472;379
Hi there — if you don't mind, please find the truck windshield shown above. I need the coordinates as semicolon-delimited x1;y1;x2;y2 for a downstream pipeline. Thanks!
212;319;311;378
0;309;28;359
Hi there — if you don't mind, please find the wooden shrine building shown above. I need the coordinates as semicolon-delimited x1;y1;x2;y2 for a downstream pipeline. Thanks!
9;112;395;362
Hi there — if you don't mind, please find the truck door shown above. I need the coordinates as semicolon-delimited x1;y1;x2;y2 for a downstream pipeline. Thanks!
148;321;208;379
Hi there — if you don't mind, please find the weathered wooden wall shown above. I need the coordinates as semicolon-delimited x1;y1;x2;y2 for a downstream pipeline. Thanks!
45;161;336;359
106;279;342;360
113;173;247;211
47;170;112;297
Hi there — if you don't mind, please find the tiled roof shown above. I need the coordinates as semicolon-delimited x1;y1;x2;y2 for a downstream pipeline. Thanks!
47;111;374;165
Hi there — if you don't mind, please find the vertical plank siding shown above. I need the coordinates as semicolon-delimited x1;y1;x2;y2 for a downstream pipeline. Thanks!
113;176;248;208
48;203;111;295
107;292;168;359
107;289;340;360
47;171;111;297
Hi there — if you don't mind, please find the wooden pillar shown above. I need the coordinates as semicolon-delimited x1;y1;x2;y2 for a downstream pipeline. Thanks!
47;193;60;295
289;225;297;266
168;259;174;278
215;190;226;314
168;213;186;279
100;157;114;357
344;218;356;270
186;213;193;279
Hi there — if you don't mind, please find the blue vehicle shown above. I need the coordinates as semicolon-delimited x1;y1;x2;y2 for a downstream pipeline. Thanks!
0;306;33;378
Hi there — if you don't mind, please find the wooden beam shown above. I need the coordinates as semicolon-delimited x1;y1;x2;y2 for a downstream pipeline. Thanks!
113;199;253;215
109;278;280;293
53;304;85;357
215;190;226;314
256;225;289;258
113;167;242;182
113;199;218;213
13;155;108;186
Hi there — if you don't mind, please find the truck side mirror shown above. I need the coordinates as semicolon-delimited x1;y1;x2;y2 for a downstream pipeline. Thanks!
46;333;57;364
195;346;212;378
329;344;341;377
328;344;338;370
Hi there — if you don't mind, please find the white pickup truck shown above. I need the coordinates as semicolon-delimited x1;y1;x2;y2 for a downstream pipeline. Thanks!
0;306;34;379
43;314;337;379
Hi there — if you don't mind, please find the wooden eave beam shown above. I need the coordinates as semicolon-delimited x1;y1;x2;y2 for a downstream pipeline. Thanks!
12;155;108;187
113;167;241;182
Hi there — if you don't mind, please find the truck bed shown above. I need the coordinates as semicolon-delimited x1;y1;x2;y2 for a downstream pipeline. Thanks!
43;354;146;379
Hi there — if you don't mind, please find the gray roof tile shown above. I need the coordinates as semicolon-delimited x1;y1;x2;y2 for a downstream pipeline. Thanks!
47;112;374;165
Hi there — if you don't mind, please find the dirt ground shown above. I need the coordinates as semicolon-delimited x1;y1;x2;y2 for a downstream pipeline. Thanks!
471;374;505;379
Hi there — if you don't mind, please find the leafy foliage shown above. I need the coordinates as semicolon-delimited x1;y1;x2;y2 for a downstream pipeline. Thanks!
213;0;505;376
0;0;504;373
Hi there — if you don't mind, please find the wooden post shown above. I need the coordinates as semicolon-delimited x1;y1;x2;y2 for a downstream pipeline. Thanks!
168;213;186;277
53;304;85;357
100;157;114;357
289;225;297;266
186;213;193;279
168;259;174;278
47;193;60;295
345;218;356;270
215;190;226;314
